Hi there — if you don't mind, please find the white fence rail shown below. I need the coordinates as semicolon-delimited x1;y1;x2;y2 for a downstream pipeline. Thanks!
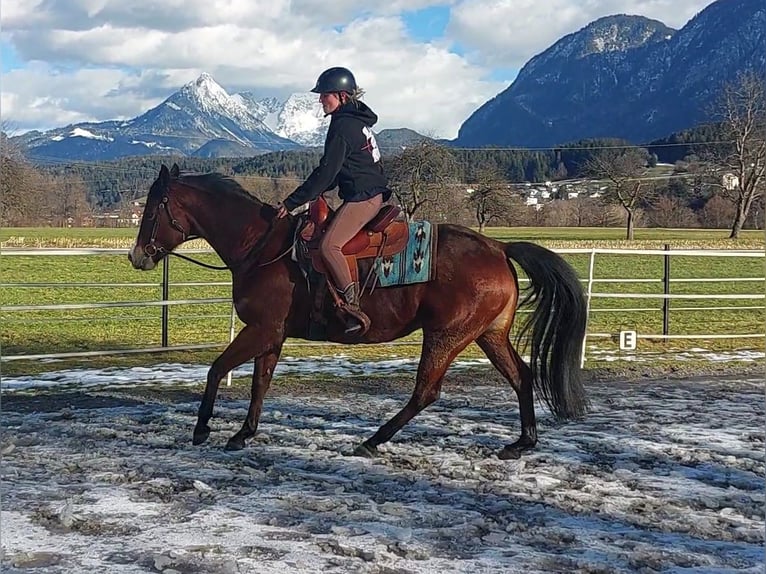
2;247;764;366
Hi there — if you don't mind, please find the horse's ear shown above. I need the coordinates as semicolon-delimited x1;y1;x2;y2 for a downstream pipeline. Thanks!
170;163;180;178
159;164;170;186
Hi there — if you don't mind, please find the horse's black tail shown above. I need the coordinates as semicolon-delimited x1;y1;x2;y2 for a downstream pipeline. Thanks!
504;241;588;420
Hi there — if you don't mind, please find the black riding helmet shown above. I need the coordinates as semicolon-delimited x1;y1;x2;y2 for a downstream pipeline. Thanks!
311;67;357;94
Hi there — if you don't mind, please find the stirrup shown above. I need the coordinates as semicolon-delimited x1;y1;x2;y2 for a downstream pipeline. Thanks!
345;321;363;334
334;282;371;336
342;306;371;335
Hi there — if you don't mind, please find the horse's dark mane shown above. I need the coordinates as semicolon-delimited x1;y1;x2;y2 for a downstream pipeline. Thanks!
177;171;263;205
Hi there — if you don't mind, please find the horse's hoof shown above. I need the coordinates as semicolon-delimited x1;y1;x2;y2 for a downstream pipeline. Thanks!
352;443;378;458
497;447;522;460
224;436;245;451
192;426;211;445
498;439;536;460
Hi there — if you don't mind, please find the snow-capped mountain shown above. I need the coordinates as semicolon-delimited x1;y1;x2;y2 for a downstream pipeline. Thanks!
127;73;295;150
265;93;329;147
456;0;766;148
234;93;283;133
15;74;303;161
239;92;329;147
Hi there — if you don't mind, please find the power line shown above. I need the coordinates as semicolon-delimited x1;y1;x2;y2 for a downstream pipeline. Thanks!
445;140;736;152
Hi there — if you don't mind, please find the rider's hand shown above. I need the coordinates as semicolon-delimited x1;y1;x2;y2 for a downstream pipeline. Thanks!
275;203;289;219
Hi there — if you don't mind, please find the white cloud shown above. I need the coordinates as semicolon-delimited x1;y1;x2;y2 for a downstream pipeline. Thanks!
0;0;716;138
1;0;448;33
447;0;712;68
289;0;454;25
1;65;167;133
0;0;46;28
1;0;290;31
1;3;503;138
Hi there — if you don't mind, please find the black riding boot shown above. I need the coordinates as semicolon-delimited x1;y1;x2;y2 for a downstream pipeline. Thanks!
337;283;371;335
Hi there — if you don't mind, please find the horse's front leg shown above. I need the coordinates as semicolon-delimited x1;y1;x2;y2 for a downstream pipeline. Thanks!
193;324;265;446
224;345;283;451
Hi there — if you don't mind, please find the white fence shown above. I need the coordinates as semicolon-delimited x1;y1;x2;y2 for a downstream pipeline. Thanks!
2;247;764;366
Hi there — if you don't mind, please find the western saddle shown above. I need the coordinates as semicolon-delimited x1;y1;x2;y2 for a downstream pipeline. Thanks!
299;195;408;286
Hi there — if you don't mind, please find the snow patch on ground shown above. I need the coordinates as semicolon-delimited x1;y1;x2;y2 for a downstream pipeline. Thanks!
1;372;763;573
3;347;763;393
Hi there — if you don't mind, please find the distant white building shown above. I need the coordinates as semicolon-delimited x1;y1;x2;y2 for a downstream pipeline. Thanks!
722;173;739;190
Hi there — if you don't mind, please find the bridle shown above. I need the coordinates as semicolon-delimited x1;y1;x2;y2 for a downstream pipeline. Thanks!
144;196;190;257
142;193;294;271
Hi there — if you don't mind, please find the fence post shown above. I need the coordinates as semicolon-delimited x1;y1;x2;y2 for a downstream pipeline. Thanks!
580;248;597;368
662;244;670;339
226;303;237;387
161;256;169;347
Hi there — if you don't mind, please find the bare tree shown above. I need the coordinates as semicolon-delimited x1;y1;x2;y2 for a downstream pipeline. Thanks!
503;197;534;227
646;194;700;228
541;200;577;227
239;174;298;206
583;147;652;239
705;72;766;238
747;193;764;229
549;197;610;227
47;174;92;226
699;195;737;228
602;203;646;229
465;163;515;233
0;129;44;225
387;141;459;221
419;183;473;225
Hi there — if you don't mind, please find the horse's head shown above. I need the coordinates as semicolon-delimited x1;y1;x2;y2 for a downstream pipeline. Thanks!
128;163;189;270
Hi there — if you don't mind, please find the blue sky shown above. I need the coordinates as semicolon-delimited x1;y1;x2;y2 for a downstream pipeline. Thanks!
0;0;713;138
403;6;452;45
2;41;23;72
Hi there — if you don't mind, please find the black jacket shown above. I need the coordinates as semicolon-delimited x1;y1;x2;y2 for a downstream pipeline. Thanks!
282;101;391;211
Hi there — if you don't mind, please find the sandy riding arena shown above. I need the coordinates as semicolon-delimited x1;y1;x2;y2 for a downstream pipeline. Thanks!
2;365;764;573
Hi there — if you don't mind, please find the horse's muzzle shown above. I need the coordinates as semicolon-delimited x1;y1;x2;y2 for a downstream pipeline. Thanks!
128;245;156;270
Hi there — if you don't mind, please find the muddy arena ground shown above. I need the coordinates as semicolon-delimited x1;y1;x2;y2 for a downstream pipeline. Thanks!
1;364;764;573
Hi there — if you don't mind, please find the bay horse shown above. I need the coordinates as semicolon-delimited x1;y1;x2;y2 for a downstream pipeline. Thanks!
128;164;588;459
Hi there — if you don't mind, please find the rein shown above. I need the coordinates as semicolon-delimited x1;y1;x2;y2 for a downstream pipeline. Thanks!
166;250;231;270
145;195;295;271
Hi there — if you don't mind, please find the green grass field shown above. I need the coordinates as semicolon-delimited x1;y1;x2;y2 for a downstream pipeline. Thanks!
2;225;765;246
1;226;763;374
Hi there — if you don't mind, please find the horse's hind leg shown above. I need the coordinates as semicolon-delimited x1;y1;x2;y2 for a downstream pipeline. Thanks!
476;330;537;459
193;325;261;446
354;328;479;457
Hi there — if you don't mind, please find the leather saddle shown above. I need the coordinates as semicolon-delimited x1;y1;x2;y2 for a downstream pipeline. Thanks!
299;195;408;284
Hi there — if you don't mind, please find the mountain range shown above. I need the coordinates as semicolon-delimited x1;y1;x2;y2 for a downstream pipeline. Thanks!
455;0;766;147
12;73;333;161
8;0;765;161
